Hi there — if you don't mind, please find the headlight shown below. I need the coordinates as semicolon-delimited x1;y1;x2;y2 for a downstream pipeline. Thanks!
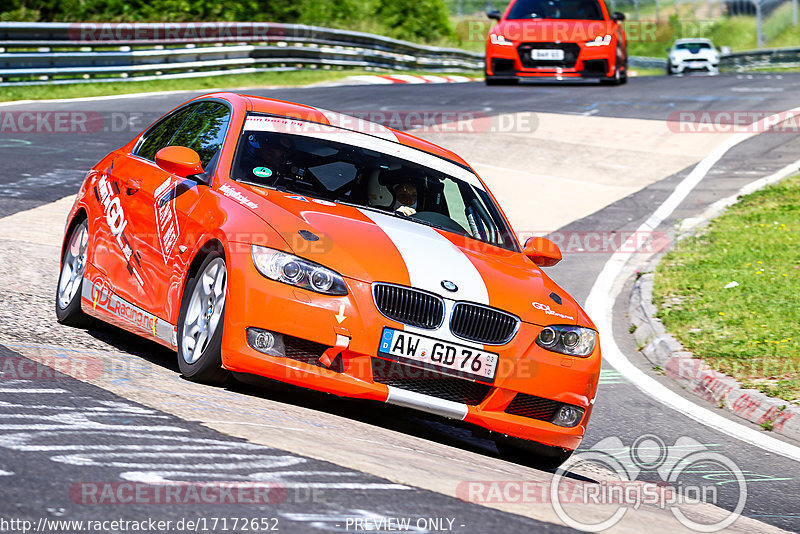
586;35;612;47
536;325;597;357
490;33;514;46
251;245;348;296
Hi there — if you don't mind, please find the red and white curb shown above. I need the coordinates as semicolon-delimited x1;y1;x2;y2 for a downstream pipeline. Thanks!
340;74;476;85
630;271;800;440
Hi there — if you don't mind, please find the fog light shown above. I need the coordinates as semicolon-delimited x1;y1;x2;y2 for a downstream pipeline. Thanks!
255;331;274;350
551;404;584;428
246;327;285;358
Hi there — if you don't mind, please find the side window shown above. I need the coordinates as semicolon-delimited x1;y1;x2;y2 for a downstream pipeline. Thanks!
169;102;231;167
135;105;196;161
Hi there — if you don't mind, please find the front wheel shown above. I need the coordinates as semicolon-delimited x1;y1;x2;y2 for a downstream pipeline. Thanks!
55;219;93;328
177;253;230;385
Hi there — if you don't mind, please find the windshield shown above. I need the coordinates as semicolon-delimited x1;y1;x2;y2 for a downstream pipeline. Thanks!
676;42;712;51
507;0;605;20
232;114;519;252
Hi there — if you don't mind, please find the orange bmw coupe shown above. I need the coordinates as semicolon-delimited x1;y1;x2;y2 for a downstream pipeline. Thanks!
57;93;600;468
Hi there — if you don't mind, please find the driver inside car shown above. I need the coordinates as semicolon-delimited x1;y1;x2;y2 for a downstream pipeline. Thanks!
392;182;418;217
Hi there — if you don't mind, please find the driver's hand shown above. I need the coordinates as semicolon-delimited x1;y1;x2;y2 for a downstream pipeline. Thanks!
395;206;416;217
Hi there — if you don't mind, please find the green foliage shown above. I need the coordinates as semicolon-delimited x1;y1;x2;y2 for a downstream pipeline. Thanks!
375;0;455;42
0;0;456;43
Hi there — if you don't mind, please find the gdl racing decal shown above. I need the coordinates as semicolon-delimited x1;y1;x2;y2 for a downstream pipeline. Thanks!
83;275;176;347
94;174;144;286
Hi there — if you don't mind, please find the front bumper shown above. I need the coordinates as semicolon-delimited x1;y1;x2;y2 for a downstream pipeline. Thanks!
221;248;600;451
670;59;719;73
487;40;618;80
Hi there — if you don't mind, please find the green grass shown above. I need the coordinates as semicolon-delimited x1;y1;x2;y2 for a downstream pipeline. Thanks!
654;174;800;404
0;68;481;102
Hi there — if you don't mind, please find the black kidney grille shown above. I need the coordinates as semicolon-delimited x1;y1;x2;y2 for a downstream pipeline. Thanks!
373;283;444;329
504;393;560;421
450;303;519;345
372;358;492;405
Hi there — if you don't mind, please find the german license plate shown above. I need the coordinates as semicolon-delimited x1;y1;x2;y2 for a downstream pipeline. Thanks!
531;49;564;61
378;328;498;382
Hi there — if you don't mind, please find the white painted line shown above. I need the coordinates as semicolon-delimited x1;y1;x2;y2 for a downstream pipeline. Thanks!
0;388;68;393
585;109;800;463
0;470;13;476
679;158;800;235
0;89;204;108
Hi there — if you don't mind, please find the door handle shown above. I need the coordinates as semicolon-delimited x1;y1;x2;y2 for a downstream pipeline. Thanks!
126;177;142;195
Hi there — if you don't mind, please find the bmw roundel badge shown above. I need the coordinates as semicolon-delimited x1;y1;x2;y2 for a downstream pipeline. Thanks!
441;280;458;292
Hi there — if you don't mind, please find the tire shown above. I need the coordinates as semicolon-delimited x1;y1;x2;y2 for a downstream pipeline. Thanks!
495;437;574;470
601;48;625;85
177;252;230;385
55;218;93;328
666;61;674;75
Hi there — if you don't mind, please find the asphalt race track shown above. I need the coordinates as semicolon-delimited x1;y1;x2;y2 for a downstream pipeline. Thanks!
1;73;800;533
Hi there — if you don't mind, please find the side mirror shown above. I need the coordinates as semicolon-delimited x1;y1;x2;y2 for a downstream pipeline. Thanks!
612;11;625;21
155;146;204;178
487;10;502;21
523;236;562;267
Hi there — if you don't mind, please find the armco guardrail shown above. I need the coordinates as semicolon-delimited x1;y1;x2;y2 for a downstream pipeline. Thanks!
0;22;484;85
720;47;800;70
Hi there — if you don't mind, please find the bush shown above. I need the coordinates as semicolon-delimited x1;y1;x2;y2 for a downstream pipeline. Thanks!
0;0;457;44
374;0;456;42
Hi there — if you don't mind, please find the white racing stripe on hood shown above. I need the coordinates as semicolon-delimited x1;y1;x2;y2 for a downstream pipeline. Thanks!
361;209;489;305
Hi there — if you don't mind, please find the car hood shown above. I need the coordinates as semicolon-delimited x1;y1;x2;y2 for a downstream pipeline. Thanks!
245;187;593;328
497;19;617;42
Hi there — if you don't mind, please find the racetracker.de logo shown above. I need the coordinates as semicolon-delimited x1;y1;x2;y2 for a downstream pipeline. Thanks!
0;111;159;134
70;482;287;505
67;22;296;42
265;110;539;135
517;231;670;255
0;355;103;380
667;111;800;133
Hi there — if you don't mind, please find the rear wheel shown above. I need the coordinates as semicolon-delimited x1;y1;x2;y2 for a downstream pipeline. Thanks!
55;219;93;328
177;253;230;385
495;437;574;470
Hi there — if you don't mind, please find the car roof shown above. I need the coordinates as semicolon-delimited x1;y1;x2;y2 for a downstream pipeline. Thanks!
192;92;472;170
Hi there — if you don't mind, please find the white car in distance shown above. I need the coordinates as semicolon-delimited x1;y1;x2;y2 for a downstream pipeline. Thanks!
667;38;720;75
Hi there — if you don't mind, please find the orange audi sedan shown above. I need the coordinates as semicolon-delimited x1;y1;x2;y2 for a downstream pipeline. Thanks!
56;93;600;468
485;0;627;85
